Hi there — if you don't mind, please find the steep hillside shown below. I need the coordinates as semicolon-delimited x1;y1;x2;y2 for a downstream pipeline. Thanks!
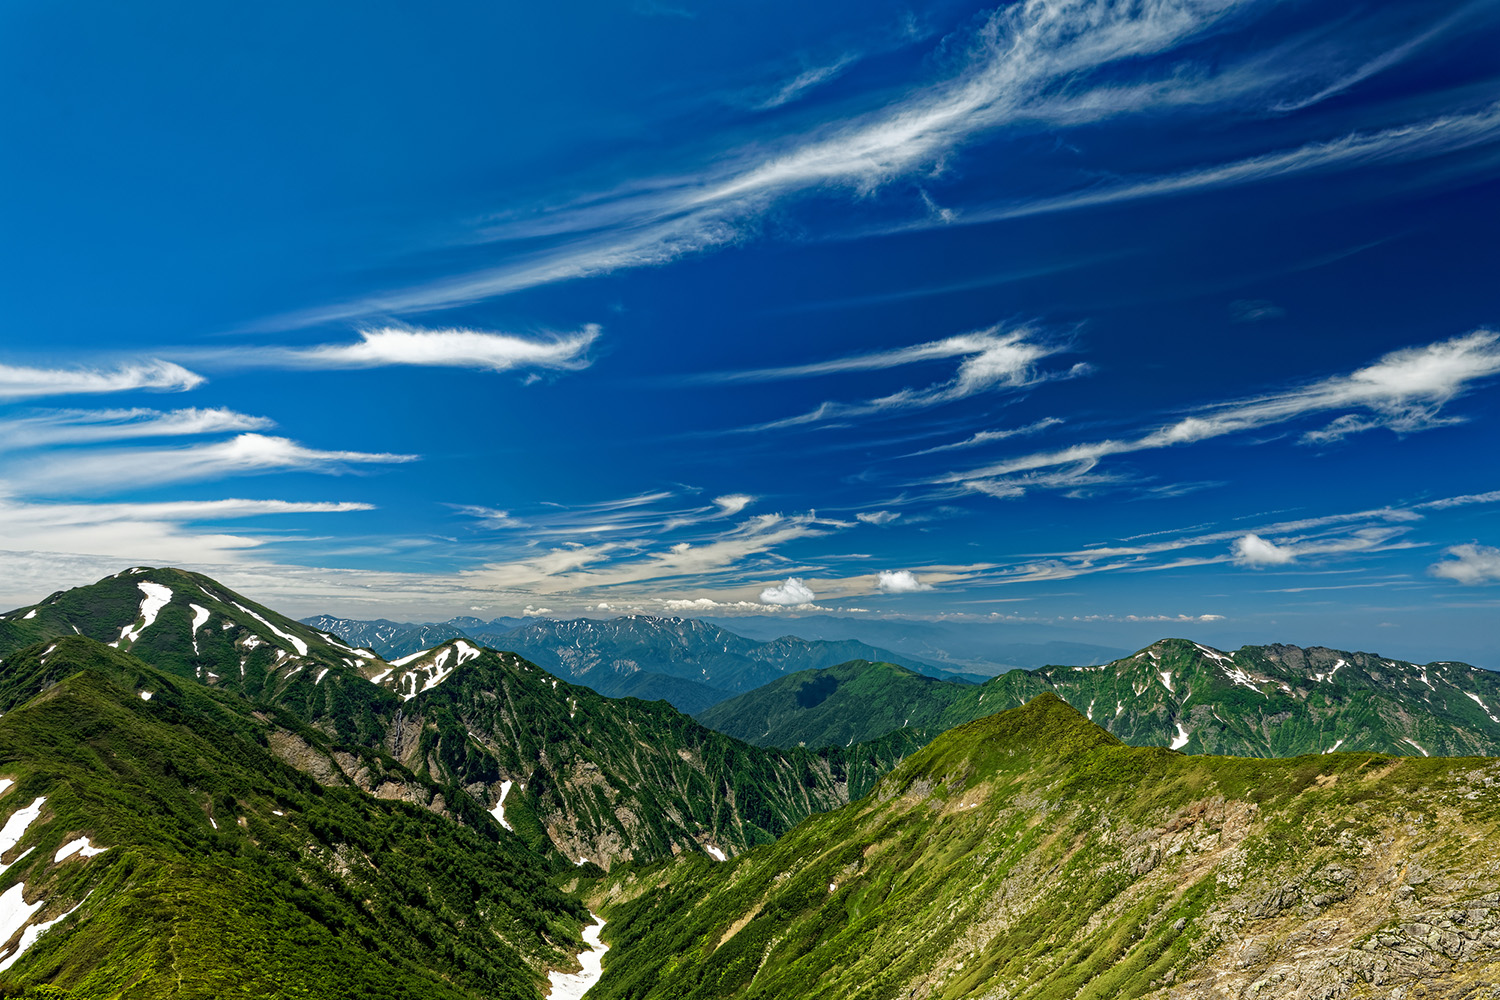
699;639;1500;758
0;567;399;745
0;637;585;998
590;694;1500;1000
362;641;926;868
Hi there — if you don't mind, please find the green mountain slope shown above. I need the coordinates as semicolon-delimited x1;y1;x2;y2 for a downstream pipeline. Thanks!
699;639;1500;757
0;567;398;745
7;570;928;870
364;641;926;868
590;694;1500;1000
0;636;585;999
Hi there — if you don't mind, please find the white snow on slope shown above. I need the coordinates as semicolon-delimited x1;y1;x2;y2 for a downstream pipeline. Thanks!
1403;738;1431;757
369;668;394;685
1191;642;1234;665
139;692;153;701
315;668;330;685
1159;671;1173;694
490;780;514;831
546;914;609;1000
0;797;47;868
1323;738;1345;754
0;885;44;962
704;845;726;862
54;837;107;863
1170;723;1190;751
1313;659;1347;683
0;780;12;796
453;640;481;665
233;603;309;656
21;610;36;621
188;604;210;654
391;649;431;667
0;898;82;972
115;581;173;647
1466;692;1500;723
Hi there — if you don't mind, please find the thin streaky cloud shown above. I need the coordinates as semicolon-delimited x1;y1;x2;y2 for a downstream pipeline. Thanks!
5;433;417;496
263;0;1270;327
952;102;1500;225
940;329;1500;490
751;55;857;111
729;327;1073;433
0;407;273;451
907;417;1064;457
0;360;204;400
695;326;1044;384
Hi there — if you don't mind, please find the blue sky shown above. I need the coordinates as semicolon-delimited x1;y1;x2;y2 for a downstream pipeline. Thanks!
2;0;1499;664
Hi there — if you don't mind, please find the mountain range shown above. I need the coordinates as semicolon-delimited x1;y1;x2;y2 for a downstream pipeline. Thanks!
304;611;984;712
698;639;1500;758
0;567;1495;996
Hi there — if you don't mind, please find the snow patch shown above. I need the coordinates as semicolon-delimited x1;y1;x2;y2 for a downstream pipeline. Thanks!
490;780;514;831
232;603;309;656
315;668;330;685
1159;671;1174;693
546;914;609;1000
53;837;106;863
1170;722;1190;751
391;649;431;667
453;640;481;665
116;581;173;646
0;780;11;796
139;692;153;701
704;845;726;862
1085;698;1095;721
1323;738;1345;754
188;603;210;654
21;610;36;621
0;897;81;972
1466;692;1500;723
369;668;394;685
0;797;46;873
1402;738;1431;757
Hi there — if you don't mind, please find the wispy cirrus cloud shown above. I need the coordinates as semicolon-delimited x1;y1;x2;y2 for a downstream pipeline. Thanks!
4;433;416;496
939;330;1500;496
0;407;272;450
0;360;204;400
270;0;1289;326
452;489;757;539
729;326;1079;432
748;55;857;111
953;101;1500;225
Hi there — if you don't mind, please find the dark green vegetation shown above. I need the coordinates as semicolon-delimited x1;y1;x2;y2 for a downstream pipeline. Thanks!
698;639;1500;758
592;694;1500;1000
306;611;980;711
367;642;926;866
0;637;584;999
0;570;920;871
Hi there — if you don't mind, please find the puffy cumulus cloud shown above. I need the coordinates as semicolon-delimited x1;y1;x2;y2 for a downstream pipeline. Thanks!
0;360;203;400
1232;533;1296;567
857;510;900;525
1429;543;1500;585
760;577;816;605
876;569;933;593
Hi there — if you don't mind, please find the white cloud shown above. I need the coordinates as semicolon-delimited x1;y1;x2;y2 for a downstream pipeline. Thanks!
1429;543;1500;585
750;55;856;110
0;360;203;400
738;326;1073;432
5;433;417;495
959;102;1500;224
910;417;1064;456
760;577;816;605
210;324;599;373
0;407;272;450
270;0;1274;325
876;569;932;593
712;494;755;516
942;330;1500;492
857;510;900;525
1232;533;1295;567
